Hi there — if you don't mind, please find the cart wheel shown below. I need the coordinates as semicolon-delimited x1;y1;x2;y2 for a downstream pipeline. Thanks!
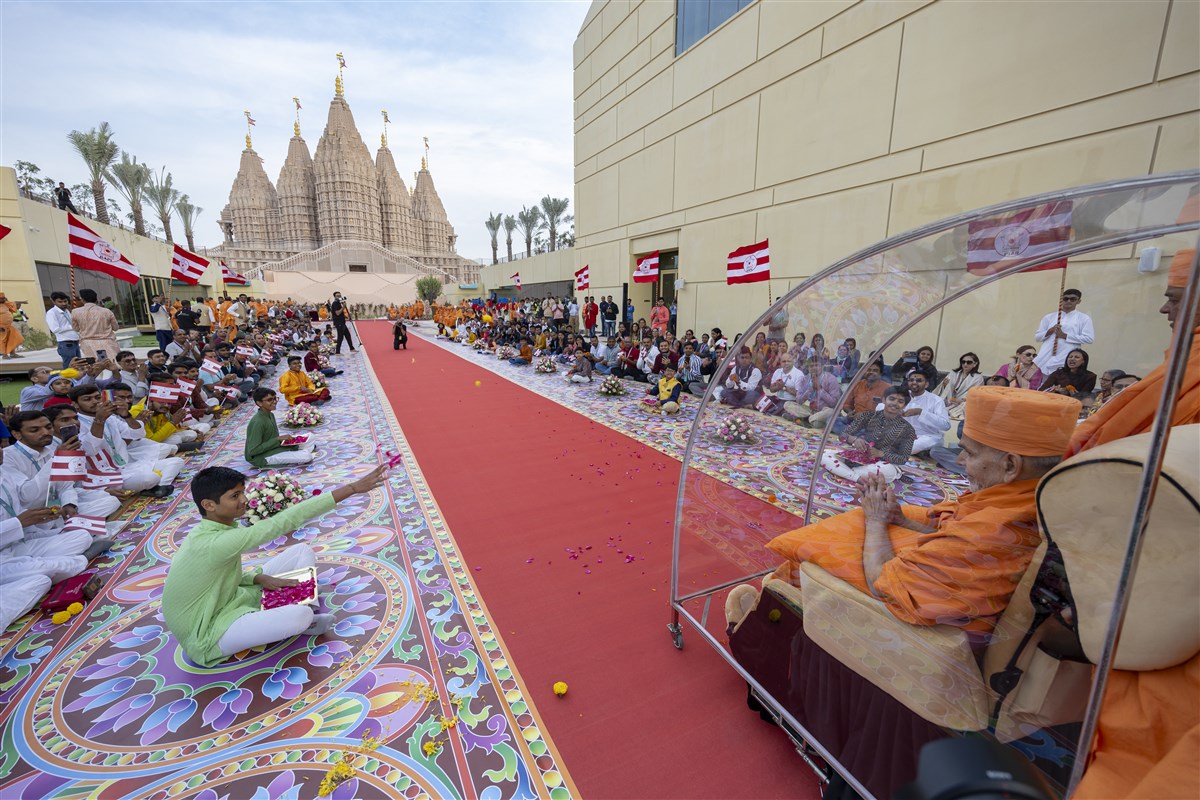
667;622;684;650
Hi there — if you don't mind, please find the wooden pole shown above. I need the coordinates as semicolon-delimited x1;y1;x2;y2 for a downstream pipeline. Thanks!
1051;268;1068;358
69;267;77;302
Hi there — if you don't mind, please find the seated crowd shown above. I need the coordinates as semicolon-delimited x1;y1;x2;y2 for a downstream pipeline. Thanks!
0;311;350;637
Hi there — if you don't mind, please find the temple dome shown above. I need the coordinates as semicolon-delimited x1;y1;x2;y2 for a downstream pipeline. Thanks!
313;93;382;243
276;133;320;252
222;146;280;249
376;143;418;252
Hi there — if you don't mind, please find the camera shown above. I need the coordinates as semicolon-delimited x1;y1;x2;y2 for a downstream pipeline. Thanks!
895;737;1055;800
58;423;79;441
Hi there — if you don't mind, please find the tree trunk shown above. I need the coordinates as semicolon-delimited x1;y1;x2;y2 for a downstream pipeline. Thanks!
525;236;532;257
491;242;498;265
506;238;513;261
132;202;146;237
92;180;109;224
185;231;196;251
161;215;174;243
548;222;557;252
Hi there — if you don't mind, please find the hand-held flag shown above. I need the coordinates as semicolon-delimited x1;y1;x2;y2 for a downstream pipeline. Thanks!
574;265;590;290
62;515;108;537
50;450;88;481
510;272;521;289
221;261;250;286
633;251;660;283
149;382;181;403
171;244;209;285
67;214;141;284
727;239;771;284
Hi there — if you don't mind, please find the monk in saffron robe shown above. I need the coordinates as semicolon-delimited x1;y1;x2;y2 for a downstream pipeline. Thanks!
1073;247;1200;800
0;293;26;358
766;386;1080;634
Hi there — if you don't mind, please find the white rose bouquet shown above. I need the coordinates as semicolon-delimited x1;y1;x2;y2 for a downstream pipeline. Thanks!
496;345;516;360
598;374;626;396
284;402;324;428
243;471;306;523
307;371;328;390
535;356;557;374
716;414;754;444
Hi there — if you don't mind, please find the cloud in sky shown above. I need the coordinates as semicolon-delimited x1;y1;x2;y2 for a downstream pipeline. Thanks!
0;0;586;260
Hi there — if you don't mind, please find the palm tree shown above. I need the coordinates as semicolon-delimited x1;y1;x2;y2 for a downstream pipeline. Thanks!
144;167;180;242
67;122;120;225
516;205;542;258
107;152;150;236
484;212;504;265
175;195;203;252
502;214;516;262
538;196;570;252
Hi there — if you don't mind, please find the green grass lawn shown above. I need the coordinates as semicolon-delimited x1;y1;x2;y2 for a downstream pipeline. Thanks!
0;378;30;408
131;334;159;347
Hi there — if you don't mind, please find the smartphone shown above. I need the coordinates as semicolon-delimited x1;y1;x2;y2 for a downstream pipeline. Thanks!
59;423;79;441
83;357;97;365
96;349;108;360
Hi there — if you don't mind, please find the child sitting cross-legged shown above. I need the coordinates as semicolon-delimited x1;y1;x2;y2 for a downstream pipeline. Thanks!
245;388;316;467
162;463;386;667
646;364;683;414
279;356;331;405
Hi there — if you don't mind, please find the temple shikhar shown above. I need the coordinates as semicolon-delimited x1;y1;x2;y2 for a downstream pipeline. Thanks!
213;64;479;293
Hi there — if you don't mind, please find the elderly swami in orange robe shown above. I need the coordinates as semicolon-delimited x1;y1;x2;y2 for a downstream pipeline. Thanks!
767;386;1080;635
1073;246;1200;800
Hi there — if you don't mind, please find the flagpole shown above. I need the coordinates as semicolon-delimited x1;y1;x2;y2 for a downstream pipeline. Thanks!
1051;268;1068;358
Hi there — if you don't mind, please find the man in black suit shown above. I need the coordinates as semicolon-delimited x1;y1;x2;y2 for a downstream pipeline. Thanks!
328;292;357;354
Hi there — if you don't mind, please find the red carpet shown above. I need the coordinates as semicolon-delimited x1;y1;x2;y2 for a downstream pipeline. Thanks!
359;323;818;799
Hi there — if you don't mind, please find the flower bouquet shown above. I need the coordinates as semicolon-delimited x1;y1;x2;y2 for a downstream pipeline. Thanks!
318;344;335;357
715;414;755;445
534;356;557;374
260;566;318;610
496;345;516;360
244;471;306;523
598;375;626;396
284;402;324;428
307;371;328;390
837;443;880;467
472;339;487;351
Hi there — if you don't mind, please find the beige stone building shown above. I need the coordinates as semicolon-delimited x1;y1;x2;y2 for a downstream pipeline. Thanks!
215;77;481;304
482;0;1199;378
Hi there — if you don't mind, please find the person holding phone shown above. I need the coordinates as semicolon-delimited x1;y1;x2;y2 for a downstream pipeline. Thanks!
69;289;119;361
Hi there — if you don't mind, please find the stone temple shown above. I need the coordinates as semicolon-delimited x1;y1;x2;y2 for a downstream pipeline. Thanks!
212;76;479;296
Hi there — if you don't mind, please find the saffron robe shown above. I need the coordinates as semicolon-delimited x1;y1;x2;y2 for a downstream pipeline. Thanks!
766;479;1042;634
1071;327;1199;800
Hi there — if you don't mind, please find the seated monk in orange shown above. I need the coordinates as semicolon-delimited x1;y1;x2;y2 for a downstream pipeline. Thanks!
767;386;1080;635
1073;247;1199;800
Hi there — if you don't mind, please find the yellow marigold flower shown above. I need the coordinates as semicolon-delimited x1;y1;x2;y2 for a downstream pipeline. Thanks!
51;611;72;625
552;681;568;697
767;609;782;623
422;740;441;756
67;602;84;616
438;715;459;730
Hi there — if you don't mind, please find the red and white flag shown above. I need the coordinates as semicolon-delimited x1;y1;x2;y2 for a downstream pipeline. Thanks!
211;384;240;400
0;223;11;241
510;272;521;289
221;261;249;286
200;358;224;381
176;376;197;394
67;213;141;284
87;450;121;475
966;200;1073;276
149;382;181;403
171;244;209;285
633;251;660;283
50;450;88;481
727;239;771;284
62;515;108;537
235;345;257;358
574;265;590;290
82;471;124;489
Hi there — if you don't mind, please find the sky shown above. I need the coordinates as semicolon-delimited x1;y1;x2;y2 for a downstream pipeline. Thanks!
0;0;586;261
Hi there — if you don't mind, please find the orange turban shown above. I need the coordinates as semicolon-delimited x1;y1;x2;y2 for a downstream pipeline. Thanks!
1167;248;1194;289
963;386;1081;456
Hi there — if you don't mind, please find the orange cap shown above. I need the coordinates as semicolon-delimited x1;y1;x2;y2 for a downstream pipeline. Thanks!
1168;248;1194;289
963;386;1081;457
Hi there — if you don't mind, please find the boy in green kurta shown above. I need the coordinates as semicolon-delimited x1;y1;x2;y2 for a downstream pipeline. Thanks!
162;463;385;667
244;387;315;468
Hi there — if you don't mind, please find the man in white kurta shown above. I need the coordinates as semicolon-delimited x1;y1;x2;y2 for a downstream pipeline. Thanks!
7;412;121;526
900;372;951;454
1033;289;1095;374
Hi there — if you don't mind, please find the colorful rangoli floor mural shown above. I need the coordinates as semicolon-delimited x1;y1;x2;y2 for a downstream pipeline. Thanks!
0;348;572;800
414;329;969;573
